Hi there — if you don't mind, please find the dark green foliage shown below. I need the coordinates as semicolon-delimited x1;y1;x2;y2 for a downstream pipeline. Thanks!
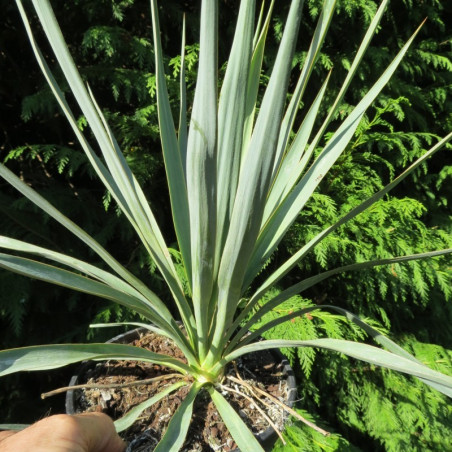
308;339;452;451
261;1;452;449
0;0;451;449
272;408;361;452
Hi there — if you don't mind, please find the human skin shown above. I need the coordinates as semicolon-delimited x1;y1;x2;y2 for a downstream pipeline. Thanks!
0;413;125;452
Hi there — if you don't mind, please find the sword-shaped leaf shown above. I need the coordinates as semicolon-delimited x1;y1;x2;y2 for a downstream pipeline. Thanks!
216;0;256;272
231;248;452;351
17;0;195;338
244;131;452;313
220;339;452;399
0;343;191;377
0;424;29;431
0;253;159;323
208;0;305;367
271;0;336;178
246;21;426;286
241;0;275;156
209;387;265;452
114;381;187;432
265;71;332;221
154;383;202;452
186;0;218;359
0;236;170;319
178;15;188;173
150;0;192;287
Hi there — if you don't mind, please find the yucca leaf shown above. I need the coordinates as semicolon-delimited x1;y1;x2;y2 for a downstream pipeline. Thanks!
234;248;452;350
250;305;446;367
15;0;129;215
271;0;336;178
226;130;451;345
154;382;202;452
150;0;192;290
18;0;179;289
0;251;191;362
227;250;451;352
252;0;265;46
241;0;275;156
220;339;452;399
178;14;188;173
17;0;196;339
90;322;164;334
86;83;195;332
265;71;332;221
230;304;452;398
114;381;187;432
30;0;151;231
244;131;452;314
0;253;160;323
268;0;391;220
226;129;451;346
209;387;265;452
246;20;426;285
0;424;29;431
216;0;256;272
0;343;191;377
0;236;170;319
186;0;218;359
308;0;390;153
0;161;151;305
208;0;305;366
14;1;143;278
212;0;257;343
88;322;199;365
0;242;200;362
31;0;144;218
279;248;452;309
220;0;304;293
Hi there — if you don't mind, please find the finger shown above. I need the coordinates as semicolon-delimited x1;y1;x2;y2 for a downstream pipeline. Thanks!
73;413;125;452
0;431;17;443
0;413;125;452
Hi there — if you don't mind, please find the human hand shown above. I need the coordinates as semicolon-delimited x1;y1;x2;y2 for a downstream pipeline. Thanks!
0;413;125;452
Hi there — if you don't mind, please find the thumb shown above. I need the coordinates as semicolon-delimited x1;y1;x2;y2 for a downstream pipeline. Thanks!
74;413;125;452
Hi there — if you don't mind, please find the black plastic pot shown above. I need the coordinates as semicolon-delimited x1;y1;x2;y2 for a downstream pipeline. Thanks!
65;328;144;415
66;328;297;451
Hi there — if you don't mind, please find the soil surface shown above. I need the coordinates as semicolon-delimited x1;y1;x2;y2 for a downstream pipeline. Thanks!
71;330;292;451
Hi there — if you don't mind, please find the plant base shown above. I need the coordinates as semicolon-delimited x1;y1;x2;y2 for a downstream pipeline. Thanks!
66;329;297;451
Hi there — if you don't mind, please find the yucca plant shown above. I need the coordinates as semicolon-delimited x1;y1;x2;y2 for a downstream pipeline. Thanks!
1;0;451;450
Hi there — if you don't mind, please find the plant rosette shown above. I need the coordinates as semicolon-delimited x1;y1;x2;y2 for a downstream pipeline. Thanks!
64;328;297;451
1;1;452;451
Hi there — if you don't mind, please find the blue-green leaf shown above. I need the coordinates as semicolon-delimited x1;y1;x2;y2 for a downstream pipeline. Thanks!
0;343;191;377
209;387;265;452
154;383;202;452
114;382;186;432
